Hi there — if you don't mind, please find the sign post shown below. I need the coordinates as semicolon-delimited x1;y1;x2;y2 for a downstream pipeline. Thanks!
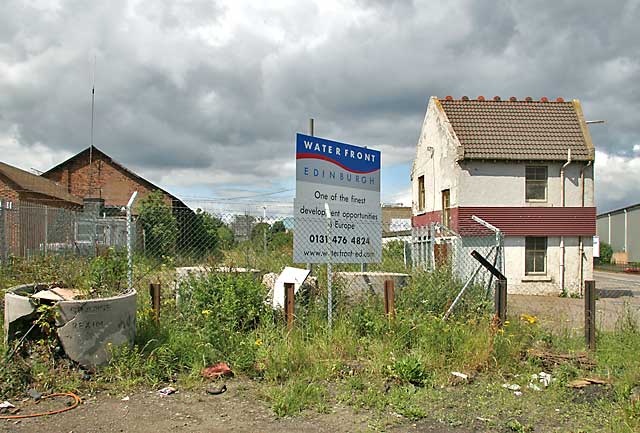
294;133;381;264
294;133;381;327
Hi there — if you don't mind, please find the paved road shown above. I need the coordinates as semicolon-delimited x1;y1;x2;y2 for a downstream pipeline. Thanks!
594;270;640;295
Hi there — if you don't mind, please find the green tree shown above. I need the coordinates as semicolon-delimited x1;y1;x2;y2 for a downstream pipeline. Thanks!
138;190;178;258
270;220;286;236
217;225;235;249
597;242;613;265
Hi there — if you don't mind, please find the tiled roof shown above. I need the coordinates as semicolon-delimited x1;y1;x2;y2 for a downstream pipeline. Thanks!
0;161;83;205
438;97;594;161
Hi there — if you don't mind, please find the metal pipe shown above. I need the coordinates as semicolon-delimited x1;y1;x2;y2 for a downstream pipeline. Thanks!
560;148;571;295
579;160;591;294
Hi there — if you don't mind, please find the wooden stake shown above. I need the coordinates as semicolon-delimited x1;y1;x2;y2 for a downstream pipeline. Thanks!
495;279;507;326
384;280;395;320
584;280;596;350
284;282;295;330
149;283;161;325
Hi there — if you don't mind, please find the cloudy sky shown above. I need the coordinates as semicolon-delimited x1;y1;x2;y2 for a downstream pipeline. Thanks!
1;0;639;214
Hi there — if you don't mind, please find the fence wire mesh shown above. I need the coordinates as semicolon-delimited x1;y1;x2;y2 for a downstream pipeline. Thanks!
0;198;502;319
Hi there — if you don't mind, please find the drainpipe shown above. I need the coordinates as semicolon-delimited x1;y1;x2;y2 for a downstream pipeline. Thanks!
579;160;592;295
560;148;572;295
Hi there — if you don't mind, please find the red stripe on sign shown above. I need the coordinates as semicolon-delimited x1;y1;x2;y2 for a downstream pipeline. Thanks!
296;153;378;174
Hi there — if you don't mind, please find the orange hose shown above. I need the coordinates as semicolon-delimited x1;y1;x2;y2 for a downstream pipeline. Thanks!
0;392;81;419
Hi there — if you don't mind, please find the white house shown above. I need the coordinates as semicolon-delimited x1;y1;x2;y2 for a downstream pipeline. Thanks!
411;96;596;296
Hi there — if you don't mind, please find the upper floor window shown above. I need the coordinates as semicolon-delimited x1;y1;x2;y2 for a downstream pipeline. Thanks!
417;176;425;211
525;166;547;202
442;189;450;227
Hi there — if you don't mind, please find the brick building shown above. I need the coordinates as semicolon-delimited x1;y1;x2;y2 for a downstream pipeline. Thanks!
0;161;82;256
41;146;187;213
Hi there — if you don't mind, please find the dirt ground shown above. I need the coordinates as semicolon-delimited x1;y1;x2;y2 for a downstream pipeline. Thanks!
0;382;473;433
508;271;640;334
2;271;636;433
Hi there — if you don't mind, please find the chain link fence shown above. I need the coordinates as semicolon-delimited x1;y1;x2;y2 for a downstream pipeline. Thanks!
0;196;502;320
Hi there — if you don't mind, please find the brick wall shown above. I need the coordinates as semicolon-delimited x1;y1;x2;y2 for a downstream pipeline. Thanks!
0;174;20;204
0;174;20;256
44;151;173;209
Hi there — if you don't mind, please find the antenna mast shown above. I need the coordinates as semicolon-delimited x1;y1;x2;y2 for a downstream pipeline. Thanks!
88;54;96;197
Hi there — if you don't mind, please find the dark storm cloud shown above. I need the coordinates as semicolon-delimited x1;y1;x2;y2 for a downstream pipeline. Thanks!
0;0;639;210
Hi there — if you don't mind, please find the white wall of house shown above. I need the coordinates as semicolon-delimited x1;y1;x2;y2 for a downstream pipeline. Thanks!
458;161;594;208
412;98;461;215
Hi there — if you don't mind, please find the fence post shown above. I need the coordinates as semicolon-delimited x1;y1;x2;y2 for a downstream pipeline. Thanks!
43;205;48;256
584;280;596;350
0;199;5;262
149;283;161;325
284;282;295;330
126;192;138;291
384;280;395;320
495;279;507;325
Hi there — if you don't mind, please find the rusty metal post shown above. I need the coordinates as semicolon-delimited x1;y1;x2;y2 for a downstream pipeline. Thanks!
495;279;507;326
384;280;395;320
284;282;295;330
149;283;161;325
584;279;596;350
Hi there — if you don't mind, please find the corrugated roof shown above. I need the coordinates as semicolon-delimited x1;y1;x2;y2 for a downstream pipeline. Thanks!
438;98;595;161
0;161;83;205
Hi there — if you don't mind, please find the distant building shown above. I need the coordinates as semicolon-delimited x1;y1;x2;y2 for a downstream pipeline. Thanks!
41;146;188;213
0;161;82;256
381;205;411;238
411;96;596;295
597;203;640;263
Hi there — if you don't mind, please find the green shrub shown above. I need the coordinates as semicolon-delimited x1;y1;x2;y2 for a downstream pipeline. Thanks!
138;190;178;258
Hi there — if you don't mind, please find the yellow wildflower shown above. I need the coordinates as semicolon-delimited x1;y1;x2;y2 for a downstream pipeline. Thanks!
255;339;263;347
201;309;212;316
520;314;538;324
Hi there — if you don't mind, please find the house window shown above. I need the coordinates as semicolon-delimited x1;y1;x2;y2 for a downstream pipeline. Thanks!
525;166;547;201
441;189;450;227
525;237;547;274
417;176;425;211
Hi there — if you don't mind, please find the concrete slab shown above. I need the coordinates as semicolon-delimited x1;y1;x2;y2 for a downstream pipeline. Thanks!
334;272;410;299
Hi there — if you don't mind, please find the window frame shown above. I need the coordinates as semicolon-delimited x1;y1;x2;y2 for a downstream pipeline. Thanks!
441;189;451;227
525;165;548;202
417;175;425;212
525;236;547;275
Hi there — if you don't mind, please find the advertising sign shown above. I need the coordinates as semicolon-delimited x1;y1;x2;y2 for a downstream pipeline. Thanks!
294;133;381;263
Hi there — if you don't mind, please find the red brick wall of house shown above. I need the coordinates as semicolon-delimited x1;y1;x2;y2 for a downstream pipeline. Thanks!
0;174;21;255
44;152;173;209
0;174;19;205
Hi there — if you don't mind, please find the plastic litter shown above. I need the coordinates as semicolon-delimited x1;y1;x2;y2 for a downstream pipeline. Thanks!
27;389;42;401
121;396;130;401
201;362;233;380
0;402;15;414
206;384;227;395
158;386;177;397
451;371;468;380
502;383;521;391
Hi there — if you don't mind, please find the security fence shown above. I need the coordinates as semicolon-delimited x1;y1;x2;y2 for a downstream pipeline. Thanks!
0;197;502;320
0;201;130;260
